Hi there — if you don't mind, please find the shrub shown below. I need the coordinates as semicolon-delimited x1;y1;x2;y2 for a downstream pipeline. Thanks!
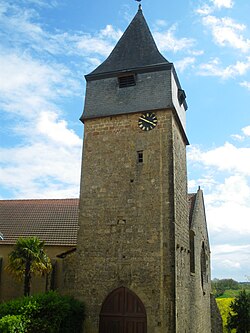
0;314;27;333
0;291;85;333
59;295;85;333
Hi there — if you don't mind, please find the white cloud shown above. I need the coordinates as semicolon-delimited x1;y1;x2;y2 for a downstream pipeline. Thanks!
153;25;195;53
0;0;126;200
213;244;250;255
0;52;67;98
75;34;115;58
188;141;250;238
196;5;213;16
0;1;121;59
23;0;58;7
189;50;204;56
37;112;82;147
240;81;250;91
100;24;122;40
211;0;234;9
188;139;250;280
196;0;233;16
0;142;81;199
202;15;250;52
231;134;244;141
0;50;82;198
175;57;196;73
221;260;241;269
0;1;83;199
242;126;250;137
0;50;80;121
212;244;250;277
198;57;250;79
206;191;250;234
188;142;250;175
155;19;168;27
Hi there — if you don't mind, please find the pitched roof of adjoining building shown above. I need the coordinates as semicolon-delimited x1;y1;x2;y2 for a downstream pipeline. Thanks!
0;199;79;246
88;7;168;78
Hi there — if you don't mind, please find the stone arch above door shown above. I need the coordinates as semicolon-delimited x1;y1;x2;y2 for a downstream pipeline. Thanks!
99;287;147;333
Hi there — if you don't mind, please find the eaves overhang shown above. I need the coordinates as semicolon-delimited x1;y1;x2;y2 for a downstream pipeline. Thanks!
85;63;173;82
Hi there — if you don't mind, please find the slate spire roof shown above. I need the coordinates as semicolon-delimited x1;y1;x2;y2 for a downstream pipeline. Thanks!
89;7;168;76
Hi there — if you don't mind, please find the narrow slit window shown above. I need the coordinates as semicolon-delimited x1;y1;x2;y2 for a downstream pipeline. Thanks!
137;151;143;163
189;231;195;274
118;75;136;88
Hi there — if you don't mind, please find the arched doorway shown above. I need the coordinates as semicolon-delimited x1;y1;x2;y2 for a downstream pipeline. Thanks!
99;287;147;333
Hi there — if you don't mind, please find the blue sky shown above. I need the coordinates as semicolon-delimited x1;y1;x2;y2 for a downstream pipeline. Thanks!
0;0;250;282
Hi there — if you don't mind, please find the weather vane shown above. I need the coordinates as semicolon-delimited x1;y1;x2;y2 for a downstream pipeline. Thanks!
135;0;142;10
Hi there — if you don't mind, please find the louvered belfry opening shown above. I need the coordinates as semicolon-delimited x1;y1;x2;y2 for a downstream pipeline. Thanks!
118;75;136;88
99;287;147;333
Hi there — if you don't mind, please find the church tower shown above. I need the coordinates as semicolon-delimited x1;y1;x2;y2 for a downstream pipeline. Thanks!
74;6;211;333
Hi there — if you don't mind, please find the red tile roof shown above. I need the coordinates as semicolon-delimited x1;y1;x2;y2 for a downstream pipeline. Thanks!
0;199;79;246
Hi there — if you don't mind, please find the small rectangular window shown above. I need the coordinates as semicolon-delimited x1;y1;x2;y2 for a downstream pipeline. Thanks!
118;75;136;88
137;151;143;163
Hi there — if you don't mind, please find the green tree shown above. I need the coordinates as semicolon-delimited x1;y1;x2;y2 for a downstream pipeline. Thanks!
6;237;52;296
227;290;250;333
212;278;239;297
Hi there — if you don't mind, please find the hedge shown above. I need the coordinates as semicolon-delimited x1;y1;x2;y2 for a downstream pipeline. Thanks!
0;291;85;333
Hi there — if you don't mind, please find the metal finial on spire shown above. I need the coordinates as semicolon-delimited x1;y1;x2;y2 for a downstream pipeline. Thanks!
135;0;142;10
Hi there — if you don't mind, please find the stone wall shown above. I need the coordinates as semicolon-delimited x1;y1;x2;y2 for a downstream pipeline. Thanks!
211;295;223;333
189;189;212;332
75;110;184;333
73;109;213;333
172;119;191;332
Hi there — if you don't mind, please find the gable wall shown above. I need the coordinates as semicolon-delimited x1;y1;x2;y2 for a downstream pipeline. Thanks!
189;192;212;332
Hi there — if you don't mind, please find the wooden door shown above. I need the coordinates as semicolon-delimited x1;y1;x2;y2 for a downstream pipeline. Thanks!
99;287;147;333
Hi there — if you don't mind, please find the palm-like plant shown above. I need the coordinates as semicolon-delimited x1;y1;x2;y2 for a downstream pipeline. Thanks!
6;237;52;296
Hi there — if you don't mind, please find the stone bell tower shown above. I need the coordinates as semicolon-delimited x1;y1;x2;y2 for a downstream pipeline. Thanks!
74;6;209;333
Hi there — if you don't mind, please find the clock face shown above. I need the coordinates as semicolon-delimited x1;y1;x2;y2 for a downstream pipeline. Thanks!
138;113;157;131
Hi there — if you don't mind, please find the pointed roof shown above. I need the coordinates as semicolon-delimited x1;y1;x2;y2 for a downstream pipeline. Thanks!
89;7;168;77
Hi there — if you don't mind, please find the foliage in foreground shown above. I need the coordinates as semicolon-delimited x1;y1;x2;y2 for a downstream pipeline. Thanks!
227;290;250;333
0;291;85;333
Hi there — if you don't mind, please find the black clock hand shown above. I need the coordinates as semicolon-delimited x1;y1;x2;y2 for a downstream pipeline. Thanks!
139;117;156;126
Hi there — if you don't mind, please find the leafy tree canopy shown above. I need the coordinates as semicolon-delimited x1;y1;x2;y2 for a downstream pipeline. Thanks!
212;278;239;297
227;290;250;333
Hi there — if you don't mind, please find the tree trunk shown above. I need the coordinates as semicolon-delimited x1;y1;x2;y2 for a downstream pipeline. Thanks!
24;261;31;296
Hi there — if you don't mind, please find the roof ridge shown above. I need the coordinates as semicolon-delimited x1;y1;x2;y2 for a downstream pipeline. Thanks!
0;198;79;202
